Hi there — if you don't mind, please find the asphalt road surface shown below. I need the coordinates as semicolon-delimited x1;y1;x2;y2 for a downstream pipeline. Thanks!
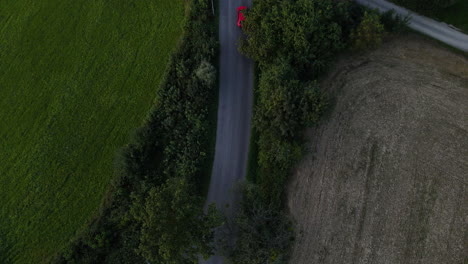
356;0;468;52
201;0;253;263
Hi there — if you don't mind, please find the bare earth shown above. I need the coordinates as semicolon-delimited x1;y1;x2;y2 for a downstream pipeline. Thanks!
287;34;468;264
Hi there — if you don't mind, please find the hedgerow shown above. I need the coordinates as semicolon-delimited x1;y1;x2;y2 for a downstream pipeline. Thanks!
228;0;407;263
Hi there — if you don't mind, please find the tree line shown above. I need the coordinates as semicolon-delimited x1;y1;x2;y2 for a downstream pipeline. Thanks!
227;0;408;263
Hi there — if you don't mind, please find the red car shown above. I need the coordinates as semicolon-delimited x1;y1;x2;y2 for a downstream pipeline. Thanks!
237;6;247;27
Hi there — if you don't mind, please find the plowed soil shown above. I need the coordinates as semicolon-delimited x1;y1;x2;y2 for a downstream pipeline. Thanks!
287;34;468;264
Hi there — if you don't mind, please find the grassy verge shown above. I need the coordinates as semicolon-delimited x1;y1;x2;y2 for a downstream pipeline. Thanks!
390;0;468;32
0;1;184;263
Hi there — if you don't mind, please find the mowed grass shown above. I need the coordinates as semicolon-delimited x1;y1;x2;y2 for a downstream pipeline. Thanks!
0;0;184;263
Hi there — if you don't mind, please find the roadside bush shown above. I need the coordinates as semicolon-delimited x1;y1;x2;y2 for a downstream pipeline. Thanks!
196;60;217;86
228;183;293;264
254;62;323;139
380;10;410;33
351;11;385;50
251;60;325;207
134;178;221;264
256;136;301;206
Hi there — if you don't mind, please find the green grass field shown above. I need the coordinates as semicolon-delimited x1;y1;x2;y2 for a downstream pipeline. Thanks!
0;0;184;263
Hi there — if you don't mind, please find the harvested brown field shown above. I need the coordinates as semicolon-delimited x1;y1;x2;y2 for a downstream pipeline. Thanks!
287;34;468;264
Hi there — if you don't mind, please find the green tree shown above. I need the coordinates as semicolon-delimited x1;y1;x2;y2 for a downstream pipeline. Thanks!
255;62;324;139
133;177;221;264
351;11;385;50
196;60;217;86
228;184;293;264
239;0;349;77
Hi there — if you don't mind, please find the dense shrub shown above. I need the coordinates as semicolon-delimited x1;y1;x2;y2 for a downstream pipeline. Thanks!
196;60;217;86
252;61;325;205
134;178;221;264
239;0;343;209
239;0;351;78
379;10;410;33
255;62;325;139
351;11;385;50
227;183;293;264
52;0;220;263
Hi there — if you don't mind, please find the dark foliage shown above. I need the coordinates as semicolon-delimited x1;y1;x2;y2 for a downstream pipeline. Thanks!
228;184;294;264
253;61;325;205
239;0;353;79
134;178;221;264
392;0;460;14
379;10;410;33
230;0;373;263
351;11;385;50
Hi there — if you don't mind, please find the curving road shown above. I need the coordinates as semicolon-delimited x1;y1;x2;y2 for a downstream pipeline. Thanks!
202;0;253;263
355;0;468;52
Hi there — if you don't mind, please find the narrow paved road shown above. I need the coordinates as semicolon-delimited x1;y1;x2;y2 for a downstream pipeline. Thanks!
355;0;468;52
202;0;253;263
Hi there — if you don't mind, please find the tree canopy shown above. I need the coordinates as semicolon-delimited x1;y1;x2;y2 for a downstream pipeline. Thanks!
134;177;221;264
240;0;350;77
